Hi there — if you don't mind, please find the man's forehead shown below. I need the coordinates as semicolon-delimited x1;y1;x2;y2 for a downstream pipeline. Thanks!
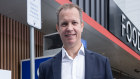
58;7;81;24
59;7;79;14
59;8;80;21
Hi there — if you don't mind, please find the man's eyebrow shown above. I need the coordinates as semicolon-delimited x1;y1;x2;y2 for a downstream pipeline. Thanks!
61;21;67;23
71;19;75;21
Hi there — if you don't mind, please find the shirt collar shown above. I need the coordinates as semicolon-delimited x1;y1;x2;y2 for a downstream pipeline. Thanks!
62;44;85;60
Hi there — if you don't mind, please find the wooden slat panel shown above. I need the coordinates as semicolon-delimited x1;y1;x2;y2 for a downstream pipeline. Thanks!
41;33;43;56
25;26;27;59
21;24;23;60
28;27;30;58
35;29;37;57
39;33;41;56
40;32;43;56
0;14;44;79
6;17;10;70
21;24;24;60
15;21;19;79
27;26;30;59
40;33;43;56
9;18;13;71
0;14;3;69
9;18;13;79
18;23;21;60
12;20;16;79
37;31;39;57
38;31;40;57
36;30;38;57
27;26;29;58
3;16;7;70
18;22;21;79
39;32;41;56
26;26;29;59
37;30;39;57
38;32;40;57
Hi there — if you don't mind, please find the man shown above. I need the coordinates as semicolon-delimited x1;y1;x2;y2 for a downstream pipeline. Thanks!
39;3;113;79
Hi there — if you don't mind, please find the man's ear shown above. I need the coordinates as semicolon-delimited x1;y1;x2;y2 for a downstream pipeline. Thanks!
81;22;84;32
56;24;59;32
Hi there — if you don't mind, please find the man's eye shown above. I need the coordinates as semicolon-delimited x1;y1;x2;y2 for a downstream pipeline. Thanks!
61;23;68;26
72;22;78;25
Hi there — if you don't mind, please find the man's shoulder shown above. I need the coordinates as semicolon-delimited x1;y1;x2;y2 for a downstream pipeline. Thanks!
39;51;62;68
85;49;107;60
39;57;54;69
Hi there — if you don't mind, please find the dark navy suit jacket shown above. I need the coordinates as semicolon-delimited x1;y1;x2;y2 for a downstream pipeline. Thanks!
39;48;113;79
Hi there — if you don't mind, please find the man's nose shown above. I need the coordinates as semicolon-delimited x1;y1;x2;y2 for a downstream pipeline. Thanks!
67;23;73;31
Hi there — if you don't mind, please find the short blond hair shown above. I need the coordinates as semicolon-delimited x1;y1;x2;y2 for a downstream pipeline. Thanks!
56;3;83;25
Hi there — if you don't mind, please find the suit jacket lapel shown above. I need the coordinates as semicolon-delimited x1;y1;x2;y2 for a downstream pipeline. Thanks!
52;49;96;79
52;51;62;79
85;49;95;79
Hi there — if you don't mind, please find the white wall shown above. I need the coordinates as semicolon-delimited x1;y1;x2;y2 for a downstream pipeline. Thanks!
114;0;140;30
0;70;11;79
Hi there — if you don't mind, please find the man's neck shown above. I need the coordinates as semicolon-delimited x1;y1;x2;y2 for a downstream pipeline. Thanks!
64;42;82;59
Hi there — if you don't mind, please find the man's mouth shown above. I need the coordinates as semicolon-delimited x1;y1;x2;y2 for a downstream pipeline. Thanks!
65;34;76;37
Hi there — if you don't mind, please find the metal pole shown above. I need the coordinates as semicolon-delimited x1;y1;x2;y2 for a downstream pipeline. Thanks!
30;26;35;79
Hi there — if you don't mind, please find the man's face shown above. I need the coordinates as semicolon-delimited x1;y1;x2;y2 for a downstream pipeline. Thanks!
56;8;84;47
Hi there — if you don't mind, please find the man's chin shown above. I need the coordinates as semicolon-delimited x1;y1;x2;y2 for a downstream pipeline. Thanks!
65;40;76;45
67;41;75;44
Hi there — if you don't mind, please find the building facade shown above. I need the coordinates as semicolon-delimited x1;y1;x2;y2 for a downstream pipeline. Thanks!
0;0;140;79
